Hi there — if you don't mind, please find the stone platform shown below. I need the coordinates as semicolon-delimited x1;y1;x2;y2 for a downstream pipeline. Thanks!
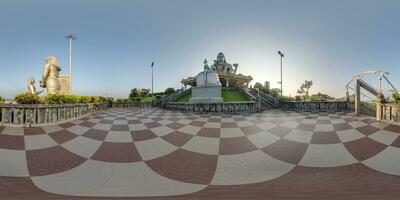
190;86;223;103
1;108;400;199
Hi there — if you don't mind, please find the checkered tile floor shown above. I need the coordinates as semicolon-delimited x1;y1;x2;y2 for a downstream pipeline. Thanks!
1;108;400;199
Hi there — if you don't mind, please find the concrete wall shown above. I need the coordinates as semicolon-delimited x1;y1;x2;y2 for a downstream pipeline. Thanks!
280;102;350;112
163;101;259;113
0;103;108;127
111;102;153;108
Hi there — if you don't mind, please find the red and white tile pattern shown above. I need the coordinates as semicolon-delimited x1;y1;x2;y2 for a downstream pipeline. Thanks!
1;108;400;199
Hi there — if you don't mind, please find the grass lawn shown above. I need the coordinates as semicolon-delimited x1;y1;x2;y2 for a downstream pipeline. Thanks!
140;96;154;102
174;90;248;102
175;92;192;102
222;90;249;102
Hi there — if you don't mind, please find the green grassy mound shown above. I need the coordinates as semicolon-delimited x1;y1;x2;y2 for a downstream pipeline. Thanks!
140;96;154;102
174;90;249;102
222;90;249;102
175;92;192;102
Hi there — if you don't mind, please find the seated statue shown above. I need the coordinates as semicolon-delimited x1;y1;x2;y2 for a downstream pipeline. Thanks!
210;52;236;74
40;56;61;94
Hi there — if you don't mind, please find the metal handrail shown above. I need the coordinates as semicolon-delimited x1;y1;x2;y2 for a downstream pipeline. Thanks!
246;88;279;108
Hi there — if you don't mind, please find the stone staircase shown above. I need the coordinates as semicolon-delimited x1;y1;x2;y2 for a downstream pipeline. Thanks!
243;88;279;110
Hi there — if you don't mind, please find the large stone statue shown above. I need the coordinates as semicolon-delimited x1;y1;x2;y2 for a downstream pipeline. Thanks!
181;52;253;88
40;56;61;94
190;59;223;103
210;52;237;74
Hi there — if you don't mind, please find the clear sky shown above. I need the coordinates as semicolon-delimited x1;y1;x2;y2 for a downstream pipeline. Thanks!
0;0;399;99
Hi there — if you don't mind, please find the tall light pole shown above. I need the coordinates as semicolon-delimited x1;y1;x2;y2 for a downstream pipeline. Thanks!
278;51;284;97
151;62;154;107
65;33;77;94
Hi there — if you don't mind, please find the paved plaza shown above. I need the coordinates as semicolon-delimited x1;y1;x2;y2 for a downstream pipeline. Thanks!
1;108;400;199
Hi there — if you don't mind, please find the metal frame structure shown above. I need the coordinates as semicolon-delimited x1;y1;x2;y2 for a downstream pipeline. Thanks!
345;70;399;115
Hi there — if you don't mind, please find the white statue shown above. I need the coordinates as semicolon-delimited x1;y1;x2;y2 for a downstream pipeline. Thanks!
190;59;223;103
196;59;221;87
27;77;43;95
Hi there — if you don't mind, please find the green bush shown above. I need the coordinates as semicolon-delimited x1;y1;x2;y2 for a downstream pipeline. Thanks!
79;96;106;103
15;93;42;104
98;96;107;103
393;92;400;104
0;95;4;104
44;94;63;104
107;97;114;102
45;94;107;104
63;94;81;104
164;87;175;95
44;94;80;104
80;96;91;103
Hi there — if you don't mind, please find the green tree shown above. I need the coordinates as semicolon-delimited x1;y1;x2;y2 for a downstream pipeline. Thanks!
310;92;335;102
264;81;271;94
164;87;175;95
0;95;4;104
269;88;281;98
129;88;140;100
253;82;263;91
140;88;151;97
297;80;313;101
253;82;271;94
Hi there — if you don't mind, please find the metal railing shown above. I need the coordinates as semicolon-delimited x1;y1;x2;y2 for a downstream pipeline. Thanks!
164;89;191;103
245;88;279;108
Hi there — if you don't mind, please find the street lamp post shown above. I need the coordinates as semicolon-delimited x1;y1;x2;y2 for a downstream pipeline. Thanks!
65;33;77;94
151;62;154;107
278;51;284;97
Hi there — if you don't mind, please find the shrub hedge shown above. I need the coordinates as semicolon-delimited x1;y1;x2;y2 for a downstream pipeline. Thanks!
393;92;400;104
0;95;4;104
13;93;109;105
15;93;42;104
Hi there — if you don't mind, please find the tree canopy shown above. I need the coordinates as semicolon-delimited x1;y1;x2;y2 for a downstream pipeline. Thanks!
297;80;313;100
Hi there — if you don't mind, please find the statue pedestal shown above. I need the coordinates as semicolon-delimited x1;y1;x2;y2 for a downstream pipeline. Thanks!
190;86;223;103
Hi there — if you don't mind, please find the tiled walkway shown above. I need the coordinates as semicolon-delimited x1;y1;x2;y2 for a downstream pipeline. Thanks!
1;108;400;199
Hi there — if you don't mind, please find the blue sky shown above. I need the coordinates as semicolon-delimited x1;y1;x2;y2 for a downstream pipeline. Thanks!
0;0;399;99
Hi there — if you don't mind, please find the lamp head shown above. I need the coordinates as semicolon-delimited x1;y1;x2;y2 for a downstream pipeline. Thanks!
65;33;77;40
